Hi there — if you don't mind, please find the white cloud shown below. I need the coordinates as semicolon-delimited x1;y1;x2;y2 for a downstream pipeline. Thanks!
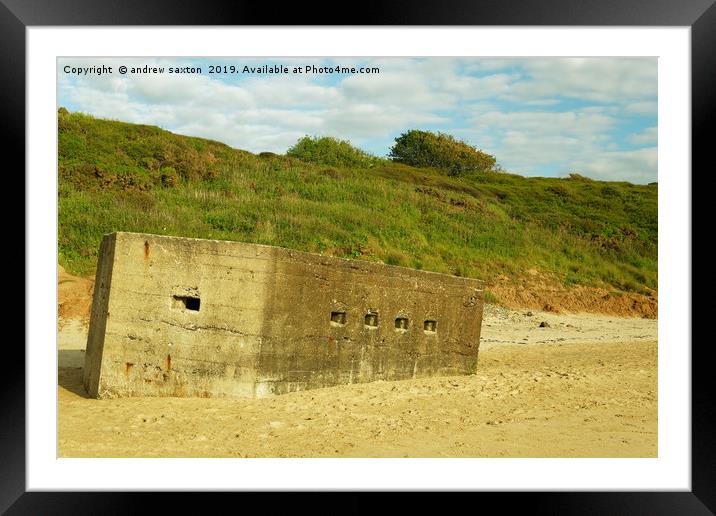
508;58;658;105
341;72;458;109
624;101;658;116
472;109;616;137
322;104;448;144
627;126;658;146
246;77;341;109
460;59;521;72
458;109;616;167
456;108;658;183
567;147;658;183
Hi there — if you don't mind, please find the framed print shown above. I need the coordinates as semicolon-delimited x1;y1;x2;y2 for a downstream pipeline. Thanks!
6;0;712;512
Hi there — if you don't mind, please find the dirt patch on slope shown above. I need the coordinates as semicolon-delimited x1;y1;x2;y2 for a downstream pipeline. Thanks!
487;271;657;318
58;265;94;326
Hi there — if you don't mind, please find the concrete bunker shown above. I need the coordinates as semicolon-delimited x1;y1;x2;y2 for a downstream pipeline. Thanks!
83;232;485;399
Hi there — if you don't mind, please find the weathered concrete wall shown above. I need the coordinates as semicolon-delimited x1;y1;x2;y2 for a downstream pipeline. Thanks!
83;232;485;398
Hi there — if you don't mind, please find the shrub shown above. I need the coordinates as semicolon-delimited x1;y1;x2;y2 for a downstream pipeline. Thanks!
484;290;499;304
286;136;381;168
388;130;496;176
567;172;594;182
547;185;571;198
160;166;179;188
140;156;160;170
601;185;621;198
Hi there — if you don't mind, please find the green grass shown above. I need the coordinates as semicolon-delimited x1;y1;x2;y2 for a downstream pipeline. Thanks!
57;110;657;295
483;290;499;304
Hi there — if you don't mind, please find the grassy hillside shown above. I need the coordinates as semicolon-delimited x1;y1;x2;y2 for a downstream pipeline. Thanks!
58;110;657;296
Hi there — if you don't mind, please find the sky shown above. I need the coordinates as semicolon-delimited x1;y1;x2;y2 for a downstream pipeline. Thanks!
58;57;657;184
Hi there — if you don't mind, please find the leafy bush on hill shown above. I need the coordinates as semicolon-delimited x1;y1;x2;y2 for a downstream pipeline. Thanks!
286;136;383;169
389;130;496;176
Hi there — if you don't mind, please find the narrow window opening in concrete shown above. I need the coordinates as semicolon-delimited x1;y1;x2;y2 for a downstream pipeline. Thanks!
395;317;409;330
330;311;347;326
173;295;201;311
424;320;437;333
365;313;379;328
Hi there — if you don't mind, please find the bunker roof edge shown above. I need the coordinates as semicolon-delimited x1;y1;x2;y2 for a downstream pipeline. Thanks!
108;231;485;288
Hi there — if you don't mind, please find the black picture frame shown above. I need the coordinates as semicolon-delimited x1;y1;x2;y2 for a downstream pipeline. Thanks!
6;0;711;512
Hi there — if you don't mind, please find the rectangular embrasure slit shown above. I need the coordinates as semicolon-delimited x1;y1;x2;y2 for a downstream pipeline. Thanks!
365;313;379;328
330;311;346;326
173;295;201;311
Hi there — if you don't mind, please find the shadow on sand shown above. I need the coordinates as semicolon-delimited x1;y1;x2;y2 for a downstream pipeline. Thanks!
58;351;90;398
